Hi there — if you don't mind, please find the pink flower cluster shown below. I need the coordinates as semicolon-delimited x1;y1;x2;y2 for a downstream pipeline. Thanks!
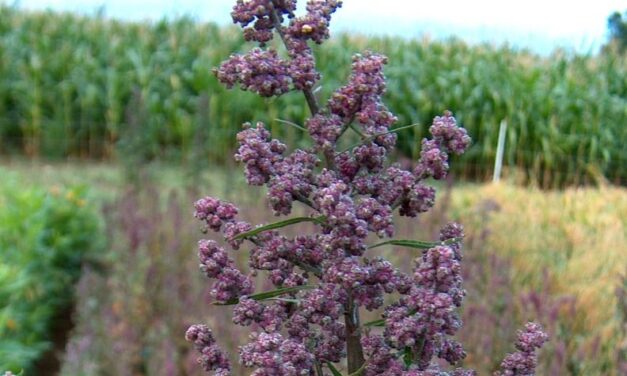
185;325;231;375
188;1;548;375
495;322;549;376
216;1;343;96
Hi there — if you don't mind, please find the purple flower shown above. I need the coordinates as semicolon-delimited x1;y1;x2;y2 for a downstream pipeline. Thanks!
267;149;319;215
288;51;320;90
215;49;292;97
239;332;315;375
415;139;450;180
189;2;547;375
328;53;397;150
439;222;464;259
235;122;286;185
194;197;238;232
286;0;342;44
362;334;406;376
356;197;394;238
429;111;471;155
233;297;265;326
231;0;296;44
198;240;254;303
354;143;387;172
306;113;343;151
223;220;253;249
399;183;436;217
198;239;231;278
495;322;549;376
185;325;231;375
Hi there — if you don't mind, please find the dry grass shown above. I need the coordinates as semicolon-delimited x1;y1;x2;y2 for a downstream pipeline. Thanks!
450;182;626;374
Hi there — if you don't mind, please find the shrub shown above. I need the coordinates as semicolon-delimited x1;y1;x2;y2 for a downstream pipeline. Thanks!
0;172;103;373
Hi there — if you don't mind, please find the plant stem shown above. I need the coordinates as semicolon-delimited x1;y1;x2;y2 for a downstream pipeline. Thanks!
269;7;336;170
314;361;324;376
345;293;365;373
302;87;321;115
269;8;321;116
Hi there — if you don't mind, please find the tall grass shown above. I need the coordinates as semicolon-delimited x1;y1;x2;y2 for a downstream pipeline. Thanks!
0;6;625;186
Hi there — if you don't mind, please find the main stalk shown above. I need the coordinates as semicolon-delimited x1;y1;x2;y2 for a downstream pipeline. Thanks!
345;293;365;373
271;6;364;372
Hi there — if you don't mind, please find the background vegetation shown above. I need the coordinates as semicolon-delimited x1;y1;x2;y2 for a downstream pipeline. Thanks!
0;6;625;187
1;4;625;375
2;163;620;375
0;170;103;373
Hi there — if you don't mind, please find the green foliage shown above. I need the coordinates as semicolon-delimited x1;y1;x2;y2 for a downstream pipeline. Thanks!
0;6;625;186
231;216;326;240
0;172;103;373
215;285;315;306
607;10;627;52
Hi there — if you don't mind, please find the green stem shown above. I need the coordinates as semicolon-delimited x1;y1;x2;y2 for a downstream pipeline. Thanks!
275;118;307;132
314;361;324;376
339;122;422;154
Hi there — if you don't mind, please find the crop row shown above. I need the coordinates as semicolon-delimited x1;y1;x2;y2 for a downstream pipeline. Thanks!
0;6;625;186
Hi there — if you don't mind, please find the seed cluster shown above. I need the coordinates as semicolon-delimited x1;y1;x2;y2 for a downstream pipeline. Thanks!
188;1;547;375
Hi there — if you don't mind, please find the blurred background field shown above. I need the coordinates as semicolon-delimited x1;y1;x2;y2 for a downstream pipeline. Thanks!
0;161;624;375
0;2;626;376
0;6;625;187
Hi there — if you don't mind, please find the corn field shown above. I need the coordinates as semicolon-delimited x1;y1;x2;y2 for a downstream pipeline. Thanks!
0;6;625;187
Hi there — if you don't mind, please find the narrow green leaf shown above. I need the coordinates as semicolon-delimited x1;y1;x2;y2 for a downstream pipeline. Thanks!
326;362;344;376
340;122;422;153
368;237;461;250
232;216;325;240
368;239;439;250
402;347;413;367
215;285;315;305
399;336;425;368
275;118;307;132
267;297;301;304
348;363;366;376
363;318;385;327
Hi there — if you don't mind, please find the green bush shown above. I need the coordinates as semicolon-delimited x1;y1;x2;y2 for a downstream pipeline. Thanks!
0;172;103;373
0;6;625;186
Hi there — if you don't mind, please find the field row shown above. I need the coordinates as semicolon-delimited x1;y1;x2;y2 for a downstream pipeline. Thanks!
0;6;625;186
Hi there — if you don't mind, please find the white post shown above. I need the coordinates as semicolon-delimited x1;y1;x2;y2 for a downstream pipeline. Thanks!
493;120;507;183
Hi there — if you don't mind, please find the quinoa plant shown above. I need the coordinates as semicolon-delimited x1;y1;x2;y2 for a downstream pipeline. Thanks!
186;1;547;375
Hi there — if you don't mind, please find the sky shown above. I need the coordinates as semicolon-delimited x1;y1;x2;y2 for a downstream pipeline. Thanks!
6;0;626;55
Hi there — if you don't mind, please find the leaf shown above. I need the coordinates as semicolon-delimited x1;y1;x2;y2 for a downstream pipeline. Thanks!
348;362;366;376
363;318;385;327
326;362;344;376
364;308;419;327
231;216;325;240
214;285;315;305
400;336;425;368
368;239;440;250
267;297;301;304
340;122;422;153
275;118;307;132
402;347;413;367
368;237;462;250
